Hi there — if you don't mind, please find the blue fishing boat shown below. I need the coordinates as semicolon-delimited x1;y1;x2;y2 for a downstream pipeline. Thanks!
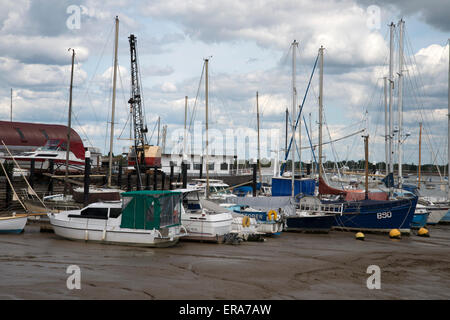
319;178;417;234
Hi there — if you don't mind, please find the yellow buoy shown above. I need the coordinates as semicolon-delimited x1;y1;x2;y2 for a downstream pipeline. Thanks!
355;232;365;240
418;227;430;237
267;210;278;221
242;216;251;228
389;229;401;239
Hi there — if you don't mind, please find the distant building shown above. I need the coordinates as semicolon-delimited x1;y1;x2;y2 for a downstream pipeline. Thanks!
161;153;238;176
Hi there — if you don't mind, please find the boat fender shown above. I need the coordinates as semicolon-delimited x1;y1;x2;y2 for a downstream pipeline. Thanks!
267;210;277;221
84;230;89;241
389;229;401;239
355;232;365;241
417;227;430;237
242;216;251;228
102;229;106;241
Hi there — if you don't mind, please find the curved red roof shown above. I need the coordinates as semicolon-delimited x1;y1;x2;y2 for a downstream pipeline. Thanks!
0;120;85;160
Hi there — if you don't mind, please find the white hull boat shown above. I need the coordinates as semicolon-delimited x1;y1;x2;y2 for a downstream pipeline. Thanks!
0;214;28;233
180;188;233;242
48;190;187;247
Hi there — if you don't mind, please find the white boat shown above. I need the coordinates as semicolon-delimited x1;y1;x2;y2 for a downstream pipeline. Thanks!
418;198;449;225
179;188;233;242
187;179;237;201
0;214;27;233
48;190;187;247
2;139;85;173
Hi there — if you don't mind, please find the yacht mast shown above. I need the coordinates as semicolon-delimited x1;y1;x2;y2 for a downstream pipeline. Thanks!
319;46;324;188
448;38;450;200
184;96;188;158
205;58;210;199
291;40;298;197
397;19;404;189
256;91;262;183
108;16;119;187
64;48;75;196
384;77;388;175
388;22;395;196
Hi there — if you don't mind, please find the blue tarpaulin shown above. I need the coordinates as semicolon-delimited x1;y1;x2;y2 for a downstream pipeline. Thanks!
271;177;315;197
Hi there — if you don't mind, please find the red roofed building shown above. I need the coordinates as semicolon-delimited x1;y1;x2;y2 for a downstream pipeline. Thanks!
0;120;85;161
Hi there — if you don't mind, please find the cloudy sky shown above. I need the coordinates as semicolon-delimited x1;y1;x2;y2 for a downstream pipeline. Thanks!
0;0;449;166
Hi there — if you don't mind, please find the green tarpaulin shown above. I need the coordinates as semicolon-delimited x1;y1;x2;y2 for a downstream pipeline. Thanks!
120;190;182;230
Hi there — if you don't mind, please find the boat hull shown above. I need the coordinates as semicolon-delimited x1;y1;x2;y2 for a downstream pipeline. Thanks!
411;212;429;229
49;215;184;248
426;208;448;225
285;214;335;233
0;216;27;233
440;210;450;224
181;213;233;242
331;197;417;234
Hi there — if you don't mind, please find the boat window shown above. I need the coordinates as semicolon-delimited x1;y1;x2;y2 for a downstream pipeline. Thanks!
146;200;154;222
43;139;60;151
109;208;121;218
80;207;108;219
159;194;181;227
15;128;26;141
220;163;228;170
208;163;214;170
193;163;202;170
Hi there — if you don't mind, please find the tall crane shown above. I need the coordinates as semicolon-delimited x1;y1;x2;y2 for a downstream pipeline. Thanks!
128;34;161;188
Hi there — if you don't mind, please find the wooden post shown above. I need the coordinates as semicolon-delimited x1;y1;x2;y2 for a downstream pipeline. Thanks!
161;171;166;190
182;162;187;189
127;172;132;192
145;172;150;190
169;163;174;190
153;169;158;190
48;159;54;194
29;159;35;188
5;163;11;208
118;160;122;189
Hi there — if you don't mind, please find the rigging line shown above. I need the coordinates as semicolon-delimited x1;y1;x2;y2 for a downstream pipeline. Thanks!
72;23;114;124
404;29;444;159
402;41;445;169
188;60;206;132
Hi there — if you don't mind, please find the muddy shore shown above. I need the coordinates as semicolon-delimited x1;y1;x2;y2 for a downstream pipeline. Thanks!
0;224;449;300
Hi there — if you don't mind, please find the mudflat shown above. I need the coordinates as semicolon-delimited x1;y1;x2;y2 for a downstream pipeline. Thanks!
0;224;449;299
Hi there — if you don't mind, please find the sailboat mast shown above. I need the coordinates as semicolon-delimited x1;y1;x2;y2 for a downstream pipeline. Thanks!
397;19;404;189
291;40;298;197
205;58;210;199
64;48;75;196
418;122;422;189
108;16;119;187
384;77;388;175
448;38;450;199
184;96;188;157
256;91;262;183
388;22;395;195
319;46;324;185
